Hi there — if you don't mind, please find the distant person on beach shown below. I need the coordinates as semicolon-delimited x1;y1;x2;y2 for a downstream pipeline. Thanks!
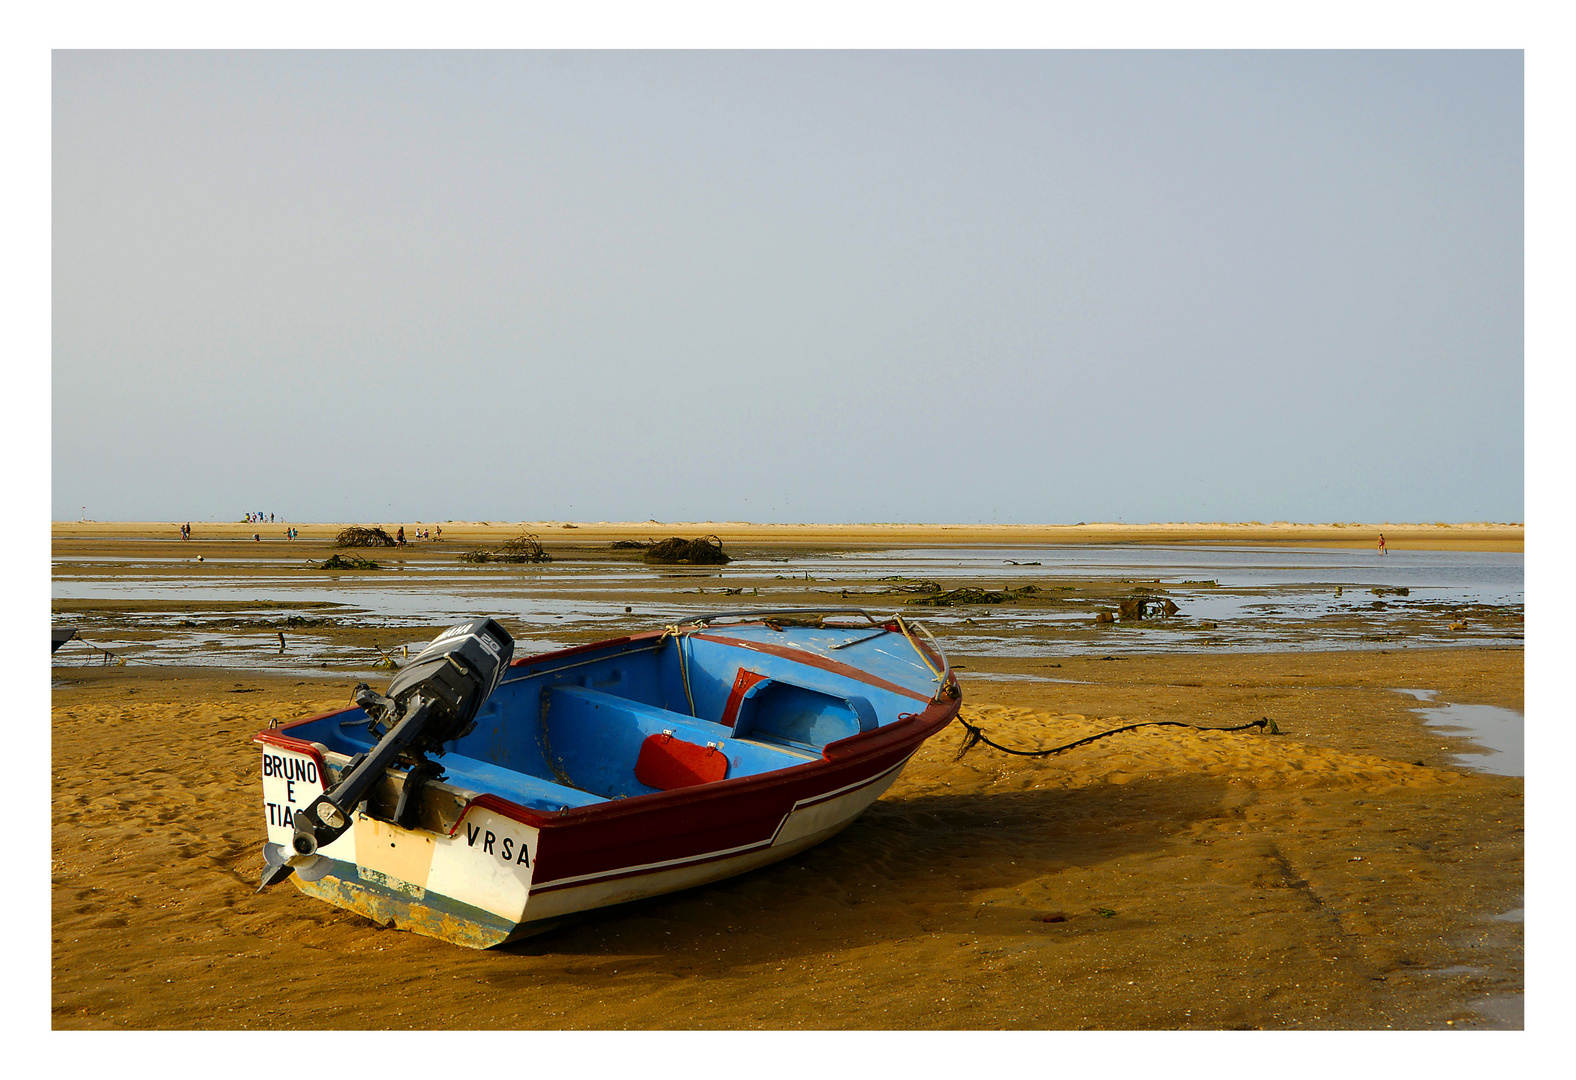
397;527;406;546
1378;533;1387;555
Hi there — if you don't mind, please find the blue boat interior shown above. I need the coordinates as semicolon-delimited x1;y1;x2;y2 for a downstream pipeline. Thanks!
288;624;941;814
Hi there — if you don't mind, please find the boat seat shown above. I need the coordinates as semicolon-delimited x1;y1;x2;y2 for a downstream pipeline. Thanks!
544;685;733;743
542;685;738;797
542;685;811;794
729;679;880;748
436;756;605;812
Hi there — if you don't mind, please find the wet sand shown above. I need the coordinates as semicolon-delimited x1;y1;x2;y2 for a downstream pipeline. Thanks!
49;522;1525;674
50;526;1523;1030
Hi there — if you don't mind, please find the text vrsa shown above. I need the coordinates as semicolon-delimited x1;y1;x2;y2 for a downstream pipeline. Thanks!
465;822;531;867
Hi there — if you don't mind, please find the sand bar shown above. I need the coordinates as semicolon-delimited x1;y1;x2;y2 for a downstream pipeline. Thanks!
52;520;1523;552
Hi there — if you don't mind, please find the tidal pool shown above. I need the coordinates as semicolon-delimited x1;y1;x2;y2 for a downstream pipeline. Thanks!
1394;689;1525;777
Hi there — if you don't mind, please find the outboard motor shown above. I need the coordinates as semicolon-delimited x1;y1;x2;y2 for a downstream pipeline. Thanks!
259;617;514;890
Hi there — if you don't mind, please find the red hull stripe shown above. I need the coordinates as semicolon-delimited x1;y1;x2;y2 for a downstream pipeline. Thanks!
691;633;933;702
529;754;912;895
762;754;912;843
254;730;331;770
528;837;776;894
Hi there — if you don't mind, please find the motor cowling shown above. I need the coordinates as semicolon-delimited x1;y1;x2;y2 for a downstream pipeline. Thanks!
378;616;514;750
258;616;515;891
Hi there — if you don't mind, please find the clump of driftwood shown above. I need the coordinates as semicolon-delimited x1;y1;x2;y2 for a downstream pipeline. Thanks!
907;584;1040;607
642;536;731;565
880;578;944;595
335;527;396;548
458;534;552;564
1117;596;1180;620
610;539;649;550
320;553;380;570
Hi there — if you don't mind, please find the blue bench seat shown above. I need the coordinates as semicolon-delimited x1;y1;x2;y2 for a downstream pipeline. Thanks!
541;685;811;798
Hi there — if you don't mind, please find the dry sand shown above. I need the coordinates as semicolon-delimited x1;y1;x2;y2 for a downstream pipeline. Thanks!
49;524;1523;1031
53;519;1524;552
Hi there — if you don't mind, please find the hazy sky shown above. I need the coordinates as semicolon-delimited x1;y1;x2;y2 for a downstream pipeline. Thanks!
51;50;1523;524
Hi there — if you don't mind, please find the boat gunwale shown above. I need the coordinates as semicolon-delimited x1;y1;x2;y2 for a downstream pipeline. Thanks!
254;694;958;838
252;620;959;838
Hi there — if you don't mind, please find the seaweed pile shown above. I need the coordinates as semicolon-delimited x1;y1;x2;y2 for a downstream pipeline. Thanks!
335;527;396;548
319;553;380;570
1117;596;1180;620
458;534;552;564
907;584;1040;607
879;578;943;595
642;536;731;565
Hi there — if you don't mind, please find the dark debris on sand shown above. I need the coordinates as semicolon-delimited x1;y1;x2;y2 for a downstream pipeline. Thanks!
643;536;731;565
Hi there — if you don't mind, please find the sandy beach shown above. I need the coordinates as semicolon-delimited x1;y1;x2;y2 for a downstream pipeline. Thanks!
50;523;1523;1029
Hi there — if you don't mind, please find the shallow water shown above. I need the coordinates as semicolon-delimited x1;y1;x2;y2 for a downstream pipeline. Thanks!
52;542;1523;673
793;543;1522;598
1465;992;1524;1029
1394;689;1525;777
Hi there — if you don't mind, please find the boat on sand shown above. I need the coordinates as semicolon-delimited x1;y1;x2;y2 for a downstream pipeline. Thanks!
254;610;960;948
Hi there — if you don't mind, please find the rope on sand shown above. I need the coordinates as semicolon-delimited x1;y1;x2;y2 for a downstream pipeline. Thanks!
954;716;1280;761
56;635;127;666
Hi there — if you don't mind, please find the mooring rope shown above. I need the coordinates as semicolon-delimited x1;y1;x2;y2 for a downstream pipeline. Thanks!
56;635;127;666
954;715;1279;761
661;624;698;717
889;614;948;688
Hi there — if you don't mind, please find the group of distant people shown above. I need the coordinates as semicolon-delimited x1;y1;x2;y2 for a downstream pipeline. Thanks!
176;520;438;543
244;512;275;524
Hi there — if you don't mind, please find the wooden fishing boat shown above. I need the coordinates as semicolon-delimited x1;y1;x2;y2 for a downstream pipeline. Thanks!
254;610;960;948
